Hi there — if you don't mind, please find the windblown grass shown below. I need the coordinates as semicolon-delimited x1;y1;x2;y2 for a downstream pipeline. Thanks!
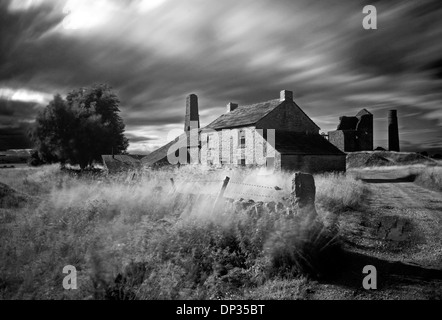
315;173;369;213
414;166;442;192
0;166;368;299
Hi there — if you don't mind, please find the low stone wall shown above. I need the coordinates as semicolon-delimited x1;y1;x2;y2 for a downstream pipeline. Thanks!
225;172;319;223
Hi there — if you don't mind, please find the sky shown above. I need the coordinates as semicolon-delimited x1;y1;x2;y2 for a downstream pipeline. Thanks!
1;0;442;154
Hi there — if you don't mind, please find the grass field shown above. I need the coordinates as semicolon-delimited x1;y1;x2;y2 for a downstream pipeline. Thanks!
0;165;370;300
413;166;442;191
2;163;442;300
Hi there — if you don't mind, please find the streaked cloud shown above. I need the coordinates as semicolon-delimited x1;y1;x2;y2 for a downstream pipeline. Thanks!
1;0;442;154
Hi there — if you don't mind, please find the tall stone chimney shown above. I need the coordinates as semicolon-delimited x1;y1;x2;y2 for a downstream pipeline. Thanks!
388;110;400;152
185;94;200;132
227;102;238;113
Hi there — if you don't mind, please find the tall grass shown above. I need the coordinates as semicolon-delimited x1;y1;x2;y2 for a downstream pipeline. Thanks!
414;166;442;192
315;173;369;213
0;166;368;299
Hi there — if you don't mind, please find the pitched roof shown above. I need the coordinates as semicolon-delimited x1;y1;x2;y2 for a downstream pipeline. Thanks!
129;154;147;160
102;155;142;172
141;138;179;166
141;134;196;166
207;99;282;130
264;131;345;155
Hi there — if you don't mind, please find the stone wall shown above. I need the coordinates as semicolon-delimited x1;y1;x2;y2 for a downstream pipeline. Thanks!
328;112;373;152
226;172;319;223
200;128;345;172
328;130;357;152
200;127;277;168
328;130;345;152
356;114;373;151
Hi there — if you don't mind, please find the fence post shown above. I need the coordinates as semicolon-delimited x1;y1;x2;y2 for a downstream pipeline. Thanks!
212;176;230;213
290;172;317;222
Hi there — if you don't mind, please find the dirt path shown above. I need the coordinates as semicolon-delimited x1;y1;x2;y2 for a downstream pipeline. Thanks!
311;168;442;300
357;169;442;269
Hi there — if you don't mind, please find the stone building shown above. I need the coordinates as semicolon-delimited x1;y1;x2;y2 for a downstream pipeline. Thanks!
328;109;373;152
142;90;346;173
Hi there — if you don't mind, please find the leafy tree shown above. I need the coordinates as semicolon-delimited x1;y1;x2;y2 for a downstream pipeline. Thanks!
27;149;45;167
31;84;129;169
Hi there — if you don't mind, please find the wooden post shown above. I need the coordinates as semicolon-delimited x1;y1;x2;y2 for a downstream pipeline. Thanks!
212;176;230;213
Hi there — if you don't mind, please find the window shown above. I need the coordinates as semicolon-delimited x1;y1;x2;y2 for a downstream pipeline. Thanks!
238;158;246;166
207;134;214;149
238;130;246;148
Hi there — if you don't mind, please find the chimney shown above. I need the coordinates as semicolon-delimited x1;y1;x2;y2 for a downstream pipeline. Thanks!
227;102;238;112
388;110;400;152
280;90;293;102
185;94;200;132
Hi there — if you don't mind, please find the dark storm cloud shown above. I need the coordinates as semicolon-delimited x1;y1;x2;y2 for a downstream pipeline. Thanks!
348;1;442;76
1;0;442;154
0;123;32;150
125;133;157;143
0;99;39;150
0;99;40;120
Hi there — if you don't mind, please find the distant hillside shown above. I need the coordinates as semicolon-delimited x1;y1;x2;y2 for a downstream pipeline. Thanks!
347;151;437;169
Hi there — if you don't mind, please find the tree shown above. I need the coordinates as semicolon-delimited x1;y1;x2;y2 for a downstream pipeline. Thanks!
31;84;129;169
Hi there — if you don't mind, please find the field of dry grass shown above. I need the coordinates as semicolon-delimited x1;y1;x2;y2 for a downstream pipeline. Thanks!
0;165;369;300
413;166;442;191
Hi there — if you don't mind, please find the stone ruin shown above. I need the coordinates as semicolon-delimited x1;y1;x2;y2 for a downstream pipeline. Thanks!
328;109;373;152
225;172;319;224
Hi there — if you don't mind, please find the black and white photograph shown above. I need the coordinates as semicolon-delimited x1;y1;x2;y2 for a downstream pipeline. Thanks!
0;0;441;305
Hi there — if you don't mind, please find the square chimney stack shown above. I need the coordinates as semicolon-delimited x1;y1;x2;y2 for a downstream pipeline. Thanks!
227;102;238;113
185;94;200;132
280;90;293;102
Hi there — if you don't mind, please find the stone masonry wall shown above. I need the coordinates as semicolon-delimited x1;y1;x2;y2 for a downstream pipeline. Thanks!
200;127;277;168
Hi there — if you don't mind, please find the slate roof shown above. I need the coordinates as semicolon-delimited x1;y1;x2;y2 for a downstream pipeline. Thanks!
264;131;345;155
207;99;282;129
141;133;198;166
141;137;181;166
102;155;142;172
129;154;146;160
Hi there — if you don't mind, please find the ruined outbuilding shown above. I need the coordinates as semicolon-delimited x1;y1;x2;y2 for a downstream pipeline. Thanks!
328;109;373;152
